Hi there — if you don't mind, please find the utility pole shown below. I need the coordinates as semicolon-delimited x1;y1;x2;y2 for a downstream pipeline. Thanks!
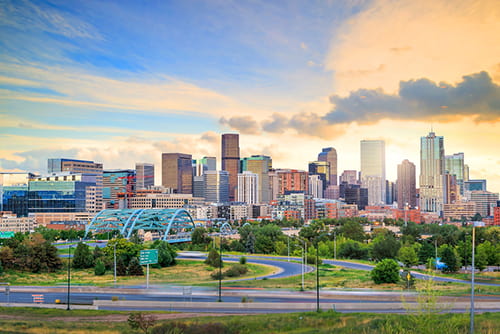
113;242;117;286
218;235;222;302
66;245;71;311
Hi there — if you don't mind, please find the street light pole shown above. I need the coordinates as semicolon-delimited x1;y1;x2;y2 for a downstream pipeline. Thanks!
218;234;222;302
66;245;71;311
316;242;320;312
470;224;476;334
113;242;117;286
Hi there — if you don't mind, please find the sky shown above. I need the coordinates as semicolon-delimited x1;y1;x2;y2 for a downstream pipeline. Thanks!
1;0;499;192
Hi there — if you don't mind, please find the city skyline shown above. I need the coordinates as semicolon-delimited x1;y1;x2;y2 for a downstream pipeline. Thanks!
1;0;499;192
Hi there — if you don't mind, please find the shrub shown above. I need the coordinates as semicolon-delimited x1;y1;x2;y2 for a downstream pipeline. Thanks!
94;259;106;276
128;312;156;333
205;248;222;268
239;256;247;265
127;257;144;276
210;270;224;280
371;258;400;284
225;264;248;277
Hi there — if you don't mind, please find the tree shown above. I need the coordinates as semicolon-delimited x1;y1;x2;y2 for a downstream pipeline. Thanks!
116;256;127;276
155;241;176;267
245;231;255;254
205;248;222;268
400;221;421;243
128;312;156;333
72;242;94;269
439;245;459;273
338;240;369;260
398;245;419;268
371;232;400;261
191;227;210;246
339;220;366;242
127;257;144;276
94;259;106;275
418;241;435;264
371;259;400;284
476;241;497;266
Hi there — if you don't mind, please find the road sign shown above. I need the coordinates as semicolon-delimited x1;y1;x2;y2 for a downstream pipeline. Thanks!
139;249;158;265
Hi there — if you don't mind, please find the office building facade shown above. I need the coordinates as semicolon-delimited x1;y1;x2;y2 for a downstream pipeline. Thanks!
0;172;34;217
318;147;337;186
360;140;386;205
241;155;271;203
237;171;259;204
445;153;465;195
397;159;416;209
204;170;229;203
221;133;240;201
419;132;444;213
136;163;154;190
103;169;136;209
162;153;193;194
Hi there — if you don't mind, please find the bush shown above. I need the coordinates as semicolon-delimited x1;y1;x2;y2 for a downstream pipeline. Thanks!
225;264;248;277
128;312;156;333
152;321;233;334
210;270;224;280
239;256;247;265
127;257;144;276
94;259;106;276
371;258;400;284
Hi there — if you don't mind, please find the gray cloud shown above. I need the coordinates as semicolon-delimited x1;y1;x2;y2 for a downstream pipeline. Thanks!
219;116;260;134
0;148;79;173
325;70;500;124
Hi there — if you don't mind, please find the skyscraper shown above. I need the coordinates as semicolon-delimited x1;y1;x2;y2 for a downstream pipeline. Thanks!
161;153;193;194
397;159;416;209
48;158;103;212
241;155;271;203
221;133;240;201
445;153;465;195
308;174;323;198
308;161;329;190
136;163;154;190
237;171;259;204
419;131;444;213
340;170;358;185
103;169;136;209
318;147;337;186
360;140;386;205
204;170;229;203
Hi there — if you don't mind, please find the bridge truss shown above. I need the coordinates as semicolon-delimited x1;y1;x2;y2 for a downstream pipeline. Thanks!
85;208;195;242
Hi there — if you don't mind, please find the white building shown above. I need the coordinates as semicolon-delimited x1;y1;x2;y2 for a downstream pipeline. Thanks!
237;171;259;204
360;140;386;205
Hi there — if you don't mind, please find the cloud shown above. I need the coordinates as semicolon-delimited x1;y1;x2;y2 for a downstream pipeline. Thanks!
219;116;260;134
327;0;500;94
0;0;103;40
326;71;500;124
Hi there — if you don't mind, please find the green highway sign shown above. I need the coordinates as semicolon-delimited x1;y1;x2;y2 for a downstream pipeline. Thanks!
139;249;158;265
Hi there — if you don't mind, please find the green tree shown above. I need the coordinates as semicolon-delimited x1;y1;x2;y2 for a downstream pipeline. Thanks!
439;245;459;273
245;231;255;254
371;232;401;261
94;259;106;275
398;245;419;268
371;258;400;284
338;240;369;260
400;221;421;243
116;256;127;276
127;257;144;276
205;248;222;268
154;241;177;267
339;220;366;242
191;227;211;246
418;241;435;264
72;242;94;269
476;240;497;266
104;238;141;264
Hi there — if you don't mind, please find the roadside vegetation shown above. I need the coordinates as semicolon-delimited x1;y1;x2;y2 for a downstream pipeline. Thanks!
0;307;498;334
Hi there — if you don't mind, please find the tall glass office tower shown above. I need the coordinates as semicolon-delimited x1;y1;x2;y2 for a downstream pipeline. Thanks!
419;132;444;213
318;147;337;186
360;140;386;205
221;133;240;201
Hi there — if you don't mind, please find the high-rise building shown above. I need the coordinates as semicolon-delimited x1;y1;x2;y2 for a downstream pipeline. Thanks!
195;157;216;176
161;153;193;194
275;169;309;195
135;163;154;190
419;132;444;213
308;174;323;199
494;201;500;225
397;159;416;209
204;170;229;203
360;140;386;205
340;170;358;185
221;133;240;201
48;158;103;211
469;191;499;217
237;171;259;204
0;172;34;217
386;180;396;205
308;161;329;190
241;155;271;203
318;147;338;186
445;153;465;195
103;169;136;209
443;172;458;205
28;173;98;213
344;184;368;210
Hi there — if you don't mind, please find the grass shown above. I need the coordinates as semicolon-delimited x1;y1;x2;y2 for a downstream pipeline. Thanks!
0;307;498;334
0;260;274;286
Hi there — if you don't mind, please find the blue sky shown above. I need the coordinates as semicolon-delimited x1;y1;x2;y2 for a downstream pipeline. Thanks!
1;0;500;192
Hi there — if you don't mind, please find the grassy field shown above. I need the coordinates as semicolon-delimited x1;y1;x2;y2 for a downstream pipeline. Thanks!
0;260;273;286
0;307;498;334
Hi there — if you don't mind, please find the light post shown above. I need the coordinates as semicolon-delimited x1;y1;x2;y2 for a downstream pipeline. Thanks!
66;245;71;311
218;234;223;302
291;236;306;291
470;221;485;334
113;242;117;286
315;232;331;312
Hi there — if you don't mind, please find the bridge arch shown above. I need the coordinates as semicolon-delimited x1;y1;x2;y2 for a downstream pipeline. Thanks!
85;208;195;242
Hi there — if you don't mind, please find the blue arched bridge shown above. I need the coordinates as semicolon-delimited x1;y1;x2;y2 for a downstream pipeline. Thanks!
85;209;195;243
